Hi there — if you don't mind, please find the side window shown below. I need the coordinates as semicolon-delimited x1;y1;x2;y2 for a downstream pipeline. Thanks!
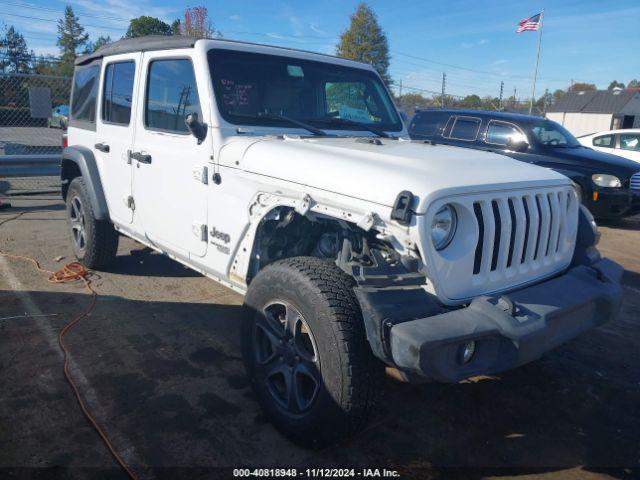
145;59;201;133
620;134;640;151
448;117;481;141
485;121;523;146
102;61;135;125
593;135;614;148
71;64;100;123
409;113;443;137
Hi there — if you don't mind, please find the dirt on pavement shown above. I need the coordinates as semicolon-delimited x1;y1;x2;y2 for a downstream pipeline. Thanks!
1;194;638;480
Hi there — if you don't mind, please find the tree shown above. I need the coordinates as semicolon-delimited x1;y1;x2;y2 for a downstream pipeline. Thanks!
180;6;217;38
607;80;625;90
394;93;432;113
0;25;31;73
125;16;172;38
90;35;112;53
57;6;89;76
628;79;639;88
171;19;181;36
553;89;565;101
32;54;60;76
568;82;596;93
336;3;391;86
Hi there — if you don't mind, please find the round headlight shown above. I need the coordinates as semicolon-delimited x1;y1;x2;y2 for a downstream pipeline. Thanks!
431;204;457;251
592;174;621;188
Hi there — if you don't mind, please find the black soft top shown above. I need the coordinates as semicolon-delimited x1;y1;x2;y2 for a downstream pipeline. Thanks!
76;36;197;66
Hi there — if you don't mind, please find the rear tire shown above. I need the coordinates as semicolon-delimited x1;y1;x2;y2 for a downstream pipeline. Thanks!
65;177;118;269
242;257;382;448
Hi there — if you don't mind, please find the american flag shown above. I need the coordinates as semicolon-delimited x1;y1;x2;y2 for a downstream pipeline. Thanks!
517;13;542;33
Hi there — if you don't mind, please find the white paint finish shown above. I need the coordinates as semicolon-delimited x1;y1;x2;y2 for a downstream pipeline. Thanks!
95;52;142;226
578;129;640;164
416;185;579;304
69;38;580;306
131;48;211;259
227;136;570;215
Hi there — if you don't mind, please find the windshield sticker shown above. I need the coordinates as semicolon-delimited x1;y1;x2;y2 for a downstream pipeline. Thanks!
338;106;371;123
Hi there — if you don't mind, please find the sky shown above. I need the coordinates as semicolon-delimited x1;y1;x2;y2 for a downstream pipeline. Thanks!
2;0;639;100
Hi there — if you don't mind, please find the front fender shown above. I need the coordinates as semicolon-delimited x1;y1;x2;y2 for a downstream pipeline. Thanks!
61;146;110;220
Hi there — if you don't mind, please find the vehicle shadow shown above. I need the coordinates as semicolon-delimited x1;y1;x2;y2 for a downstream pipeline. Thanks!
1;287;638;478
106;247;203;278
597;214;640;231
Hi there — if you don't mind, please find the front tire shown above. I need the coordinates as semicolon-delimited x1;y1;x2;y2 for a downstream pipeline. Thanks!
65;177;119;269
242;257;382;448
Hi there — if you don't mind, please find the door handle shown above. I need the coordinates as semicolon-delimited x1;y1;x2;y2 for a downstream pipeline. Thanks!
94;142;110;153
130;151;152;164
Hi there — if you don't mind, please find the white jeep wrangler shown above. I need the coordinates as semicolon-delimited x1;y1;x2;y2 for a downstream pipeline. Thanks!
62;36;623;447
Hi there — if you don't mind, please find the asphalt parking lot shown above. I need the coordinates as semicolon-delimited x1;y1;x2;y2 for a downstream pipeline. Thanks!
1;193;639;480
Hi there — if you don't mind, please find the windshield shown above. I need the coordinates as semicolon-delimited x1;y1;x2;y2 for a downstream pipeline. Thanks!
530;120;581;147
208;49;402;133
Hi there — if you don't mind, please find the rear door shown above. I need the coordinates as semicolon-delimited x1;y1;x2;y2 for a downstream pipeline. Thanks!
618;133;640;163
95;53;141;226
131;52;209;259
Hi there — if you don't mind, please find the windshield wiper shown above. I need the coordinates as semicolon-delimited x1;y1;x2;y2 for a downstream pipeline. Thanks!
233;112;327;136
317;117;390;138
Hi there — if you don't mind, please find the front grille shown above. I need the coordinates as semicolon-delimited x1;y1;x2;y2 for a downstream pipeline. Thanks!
630;172;640;191
471;191;572;276
424;185;579;304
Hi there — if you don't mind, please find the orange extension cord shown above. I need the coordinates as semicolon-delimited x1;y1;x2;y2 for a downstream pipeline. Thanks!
0;212;137;479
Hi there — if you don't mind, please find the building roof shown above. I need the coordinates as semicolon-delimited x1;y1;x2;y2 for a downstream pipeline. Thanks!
546;89;638;114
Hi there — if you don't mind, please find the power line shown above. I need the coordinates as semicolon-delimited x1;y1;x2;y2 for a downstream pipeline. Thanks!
2;12;125;31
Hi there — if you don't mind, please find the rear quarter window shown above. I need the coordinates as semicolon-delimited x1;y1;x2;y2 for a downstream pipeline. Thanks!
409;112;446;138
70;63;100;127
446;116;481;141
593;135;614;148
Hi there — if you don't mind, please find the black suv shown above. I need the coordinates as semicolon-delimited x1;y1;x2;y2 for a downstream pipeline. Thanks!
409;109;640;219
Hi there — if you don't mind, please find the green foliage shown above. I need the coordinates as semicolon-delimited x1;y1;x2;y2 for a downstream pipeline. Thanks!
1;25;31;73
627;79;639;88
607;80;625;90
125;16;172;38
171;19;182;36
57;6;89;76
553;89;565;101
394;93;434;114
336;3;391;86
91;35;112;53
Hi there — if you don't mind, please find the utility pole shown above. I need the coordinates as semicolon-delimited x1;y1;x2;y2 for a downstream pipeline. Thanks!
513;87;517;107
399;79;402;98
441;72;446;108
499;81;504;110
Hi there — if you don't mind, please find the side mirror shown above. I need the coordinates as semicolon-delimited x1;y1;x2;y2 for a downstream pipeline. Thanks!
507;137;529;152
185;112;207;144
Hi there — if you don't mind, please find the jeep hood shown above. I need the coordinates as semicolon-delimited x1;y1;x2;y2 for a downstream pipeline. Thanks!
228;136;570;214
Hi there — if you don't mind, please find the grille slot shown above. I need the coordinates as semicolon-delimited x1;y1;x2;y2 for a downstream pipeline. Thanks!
471;189;575;277
631;172;640;191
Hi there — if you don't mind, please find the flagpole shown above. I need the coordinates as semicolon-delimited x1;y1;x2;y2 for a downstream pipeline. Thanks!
529;10;544;115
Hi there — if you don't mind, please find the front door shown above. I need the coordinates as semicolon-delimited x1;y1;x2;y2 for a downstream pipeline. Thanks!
132;53;209;258
95;53;141;225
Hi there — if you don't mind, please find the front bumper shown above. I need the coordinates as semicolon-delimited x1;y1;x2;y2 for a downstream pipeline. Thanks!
587;188;640;218
389;258;623;382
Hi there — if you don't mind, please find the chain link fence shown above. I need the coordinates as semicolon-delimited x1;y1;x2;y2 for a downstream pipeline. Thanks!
0;72;70;196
